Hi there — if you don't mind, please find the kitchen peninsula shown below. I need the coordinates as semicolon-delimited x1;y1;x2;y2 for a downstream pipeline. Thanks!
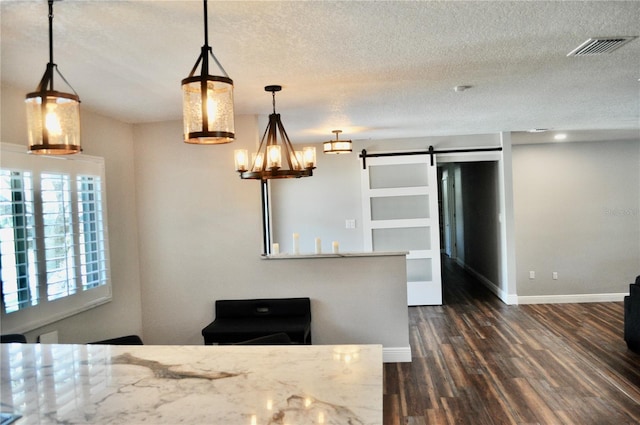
259;251;411;362
1;343;382;424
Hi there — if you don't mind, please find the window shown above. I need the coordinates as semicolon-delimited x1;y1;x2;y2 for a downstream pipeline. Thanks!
1;143;111;333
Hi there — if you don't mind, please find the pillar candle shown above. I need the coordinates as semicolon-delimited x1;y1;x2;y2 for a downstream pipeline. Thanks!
272;243;280;255
332;241;339;253
315;237;322;254
293;233;300;255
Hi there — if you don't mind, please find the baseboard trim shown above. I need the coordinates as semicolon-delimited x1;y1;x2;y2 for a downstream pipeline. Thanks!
460;262;517;305
518;293;627;305
383;346;412;363
451;258;626;306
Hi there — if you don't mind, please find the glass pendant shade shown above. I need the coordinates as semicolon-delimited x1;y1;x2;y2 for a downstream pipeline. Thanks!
182;0;234;145
323;130;352;154
26;1;81;155
182;76;234;144
26;91;81;154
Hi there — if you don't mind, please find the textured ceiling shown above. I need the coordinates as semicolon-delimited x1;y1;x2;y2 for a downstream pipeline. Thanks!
1;0;639;144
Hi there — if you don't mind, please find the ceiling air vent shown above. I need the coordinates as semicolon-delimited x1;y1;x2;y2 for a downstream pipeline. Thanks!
567;36;637;56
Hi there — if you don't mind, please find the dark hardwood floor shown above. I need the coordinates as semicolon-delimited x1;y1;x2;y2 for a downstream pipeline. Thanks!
384;257;640;424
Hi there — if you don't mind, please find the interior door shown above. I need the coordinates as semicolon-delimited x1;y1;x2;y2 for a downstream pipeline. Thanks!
361;154;442;305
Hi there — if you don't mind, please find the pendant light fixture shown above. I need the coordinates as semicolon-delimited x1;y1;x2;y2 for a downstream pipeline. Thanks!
234;85;316;180
182;0;234;144
323;130;352;154
25;0;81;155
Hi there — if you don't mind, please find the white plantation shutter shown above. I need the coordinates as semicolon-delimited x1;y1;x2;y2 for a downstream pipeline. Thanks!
41;172;77;300
0;143;112;333
0;170;37;312
77;175;107;290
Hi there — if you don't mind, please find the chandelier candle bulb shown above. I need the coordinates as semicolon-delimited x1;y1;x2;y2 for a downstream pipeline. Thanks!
332;241;339;254
267;145;282;169
294;151;304;170
315;238;322;254
293;233;300;255
252;153;264;171
234;149;249;171
303;147;317;168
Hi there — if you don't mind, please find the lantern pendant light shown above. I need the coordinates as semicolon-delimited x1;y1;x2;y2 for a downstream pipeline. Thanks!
182;0;234;144
323;130;352;154
26;0;81;155
234;85;316;180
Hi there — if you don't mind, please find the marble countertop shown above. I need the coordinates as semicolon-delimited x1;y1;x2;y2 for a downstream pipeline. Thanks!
1;343;382;424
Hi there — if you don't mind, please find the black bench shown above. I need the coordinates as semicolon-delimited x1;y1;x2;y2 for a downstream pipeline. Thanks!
201;298;311;345
624;276;640;352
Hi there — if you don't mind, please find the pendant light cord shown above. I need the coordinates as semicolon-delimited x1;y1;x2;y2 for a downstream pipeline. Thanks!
272;91;276;114
48;0;54;64
203;0;209;47
38;0;79;96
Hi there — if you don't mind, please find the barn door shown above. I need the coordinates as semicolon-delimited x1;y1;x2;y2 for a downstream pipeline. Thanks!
361;154;442;305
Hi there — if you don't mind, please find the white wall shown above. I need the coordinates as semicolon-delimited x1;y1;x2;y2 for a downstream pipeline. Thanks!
1;84;143;343
513;139;640;300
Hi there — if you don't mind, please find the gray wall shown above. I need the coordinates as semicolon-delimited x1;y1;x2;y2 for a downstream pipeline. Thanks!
272;135;502;254
3;80;639;346
512;140;640;298
131;118;410;353
1;84;143;343
273;134;639;303
271;146;362;254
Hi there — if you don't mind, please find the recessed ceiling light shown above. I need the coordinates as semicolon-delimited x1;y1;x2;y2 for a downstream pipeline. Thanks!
554;133;567;141
527;128;548;133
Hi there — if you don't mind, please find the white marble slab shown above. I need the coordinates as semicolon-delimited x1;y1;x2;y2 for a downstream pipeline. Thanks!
1;343;382;424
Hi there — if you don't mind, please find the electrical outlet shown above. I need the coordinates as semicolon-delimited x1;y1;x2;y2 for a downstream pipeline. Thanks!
345;219;356;229
552;272;558;280
529;271;535;279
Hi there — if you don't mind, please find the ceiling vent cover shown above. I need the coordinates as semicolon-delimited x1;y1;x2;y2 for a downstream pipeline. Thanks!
567;37;637;56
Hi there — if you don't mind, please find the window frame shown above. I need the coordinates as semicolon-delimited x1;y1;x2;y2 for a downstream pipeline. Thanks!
1;143;112;333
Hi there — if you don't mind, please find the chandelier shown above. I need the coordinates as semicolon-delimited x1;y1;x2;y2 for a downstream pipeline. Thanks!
25;0;81;155
182;0;234;144
234;85;316;180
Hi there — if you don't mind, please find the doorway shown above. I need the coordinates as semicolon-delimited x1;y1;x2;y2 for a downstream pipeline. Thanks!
438;160;502;300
